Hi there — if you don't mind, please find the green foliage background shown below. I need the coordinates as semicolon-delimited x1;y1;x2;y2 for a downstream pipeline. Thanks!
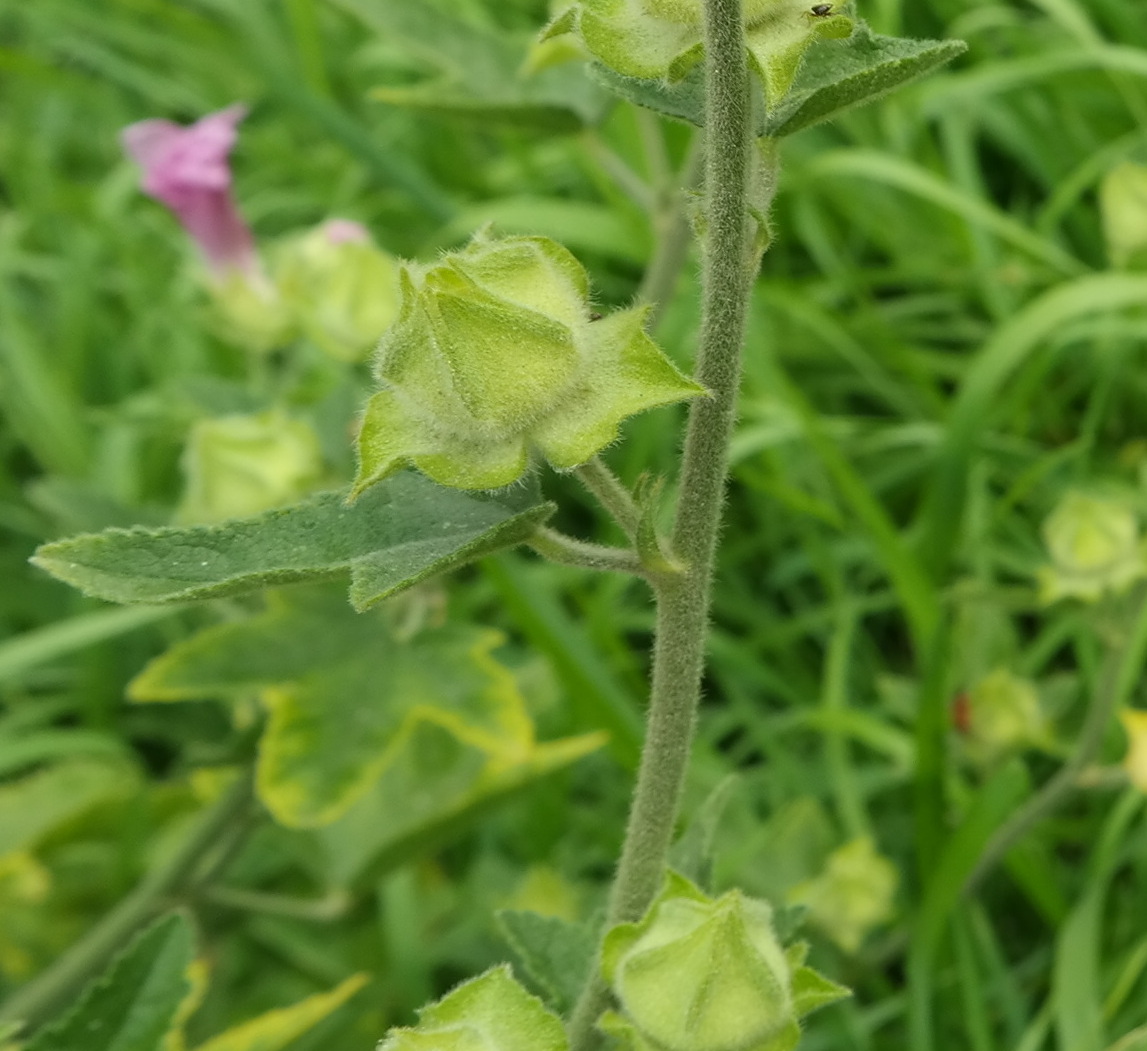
2;0;1147;1048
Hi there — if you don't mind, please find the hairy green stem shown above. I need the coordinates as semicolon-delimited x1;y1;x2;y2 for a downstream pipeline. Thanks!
575;458;642;538
0;772;255;1033
529;526;648;577
568;0;754;1044
962;584;1147;897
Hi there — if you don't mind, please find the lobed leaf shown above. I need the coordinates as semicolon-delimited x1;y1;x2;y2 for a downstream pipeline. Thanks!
131;587;603;831
31;474;553;612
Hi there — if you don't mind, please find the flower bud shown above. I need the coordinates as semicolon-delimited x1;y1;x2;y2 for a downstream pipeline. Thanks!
957;668;1047;764
354;232;703;493
787;837;897;954
274;219;400;362
205;271;295;355
601;873;800;1051
542;0;852;103
378;965;567;1051
177;409;323;524
1036;491;1146;604
1100;162;1147;270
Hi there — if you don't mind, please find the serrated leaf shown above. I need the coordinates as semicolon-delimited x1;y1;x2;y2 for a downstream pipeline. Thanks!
24;913;193;1051
765;23;967;137
31;475;553;611
333;0;607;130
587;62;718;132
130;587;601;830
495;910;597;1013
589;23;964;139
190;973;368;1051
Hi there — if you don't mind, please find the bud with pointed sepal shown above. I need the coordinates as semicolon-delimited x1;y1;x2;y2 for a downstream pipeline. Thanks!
353;231;703;493
541;0;852;106
600;872;848;1051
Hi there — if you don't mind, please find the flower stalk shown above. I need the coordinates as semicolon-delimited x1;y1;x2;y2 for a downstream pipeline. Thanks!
568;0;756;1043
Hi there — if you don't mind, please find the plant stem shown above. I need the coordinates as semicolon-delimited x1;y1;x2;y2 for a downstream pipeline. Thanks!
962;584;1147;897
575;458;642;538
0;771;255;1033
568;0;754;1043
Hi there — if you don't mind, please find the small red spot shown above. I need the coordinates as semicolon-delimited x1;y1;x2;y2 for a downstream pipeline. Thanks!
952;692;972;734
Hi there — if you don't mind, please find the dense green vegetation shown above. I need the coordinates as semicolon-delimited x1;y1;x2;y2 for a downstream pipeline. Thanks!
2;0;1147;1049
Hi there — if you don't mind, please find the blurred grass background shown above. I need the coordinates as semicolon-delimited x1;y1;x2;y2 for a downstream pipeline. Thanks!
3;0;1147;1048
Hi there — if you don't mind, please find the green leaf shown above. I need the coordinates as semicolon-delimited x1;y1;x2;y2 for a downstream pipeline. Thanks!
495;910;597;1013
332;0;607;130
588;23;965;139
315;718;602;885
130;587;602;830
24;913;193;1051
667;774;739;891
587;62;716;133
31;475;553;612
0;759;136;856
190;973;368;1051
764;23;968;138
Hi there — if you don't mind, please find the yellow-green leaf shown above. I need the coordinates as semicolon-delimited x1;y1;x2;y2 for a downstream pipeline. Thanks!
190;974;368;1051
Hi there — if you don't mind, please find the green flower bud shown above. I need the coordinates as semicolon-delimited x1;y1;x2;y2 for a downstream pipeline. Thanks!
542;0;852;103
786;837;897;955
177;409;324;524
1036;491;1146;604
354;232;703;493
378;965;567;1051
1100;162;1147;270
274;219;400;362
601;873;802;1051
959;668;1047;764
205;272;296;355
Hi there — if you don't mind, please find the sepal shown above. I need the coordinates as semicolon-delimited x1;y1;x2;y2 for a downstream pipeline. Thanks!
378;965;568;1051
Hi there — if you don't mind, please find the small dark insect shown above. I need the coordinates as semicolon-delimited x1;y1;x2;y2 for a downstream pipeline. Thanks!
810;3;833;13
589;311;604;321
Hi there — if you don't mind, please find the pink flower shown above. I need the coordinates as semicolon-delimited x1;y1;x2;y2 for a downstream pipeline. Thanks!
121;105;259;278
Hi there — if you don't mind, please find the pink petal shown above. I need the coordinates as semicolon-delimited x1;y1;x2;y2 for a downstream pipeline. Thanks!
122;104;258;277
